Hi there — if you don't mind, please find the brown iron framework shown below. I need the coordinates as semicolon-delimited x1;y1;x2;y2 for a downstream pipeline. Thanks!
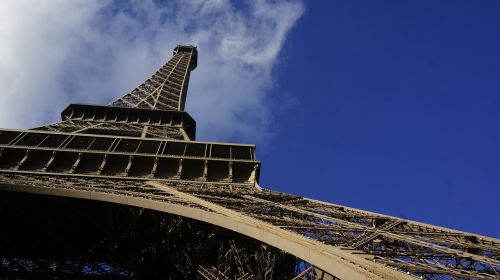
0;45;498;279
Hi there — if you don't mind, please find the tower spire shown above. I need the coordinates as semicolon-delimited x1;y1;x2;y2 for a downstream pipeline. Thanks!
111;45;197;111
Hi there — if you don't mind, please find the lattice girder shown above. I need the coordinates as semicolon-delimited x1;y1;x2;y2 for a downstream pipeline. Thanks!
0;172;498;279
110;45;197;112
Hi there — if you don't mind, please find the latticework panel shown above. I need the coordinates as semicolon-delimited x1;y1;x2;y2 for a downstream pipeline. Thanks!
36;120;185;139
0;189;302;279
0;172;498;279
110;46;197;111
0;174;330;280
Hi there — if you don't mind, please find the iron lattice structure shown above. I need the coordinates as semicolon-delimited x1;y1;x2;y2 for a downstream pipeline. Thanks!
0;45;498;280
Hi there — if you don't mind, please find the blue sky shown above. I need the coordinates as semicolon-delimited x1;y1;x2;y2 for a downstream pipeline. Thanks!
260;0;500;238
0;0;498;237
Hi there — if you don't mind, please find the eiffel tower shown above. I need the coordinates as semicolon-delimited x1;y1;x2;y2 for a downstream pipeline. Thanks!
0;45;498;280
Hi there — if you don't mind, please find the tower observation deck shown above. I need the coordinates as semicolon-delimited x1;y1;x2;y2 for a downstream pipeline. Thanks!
0;46;498;279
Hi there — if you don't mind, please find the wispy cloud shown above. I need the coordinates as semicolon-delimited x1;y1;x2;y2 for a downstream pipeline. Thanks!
0;0;303;142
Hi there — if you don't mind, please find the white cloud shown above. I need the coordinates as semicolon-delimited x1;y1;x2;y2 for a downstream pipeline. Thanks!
0;0;303;142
